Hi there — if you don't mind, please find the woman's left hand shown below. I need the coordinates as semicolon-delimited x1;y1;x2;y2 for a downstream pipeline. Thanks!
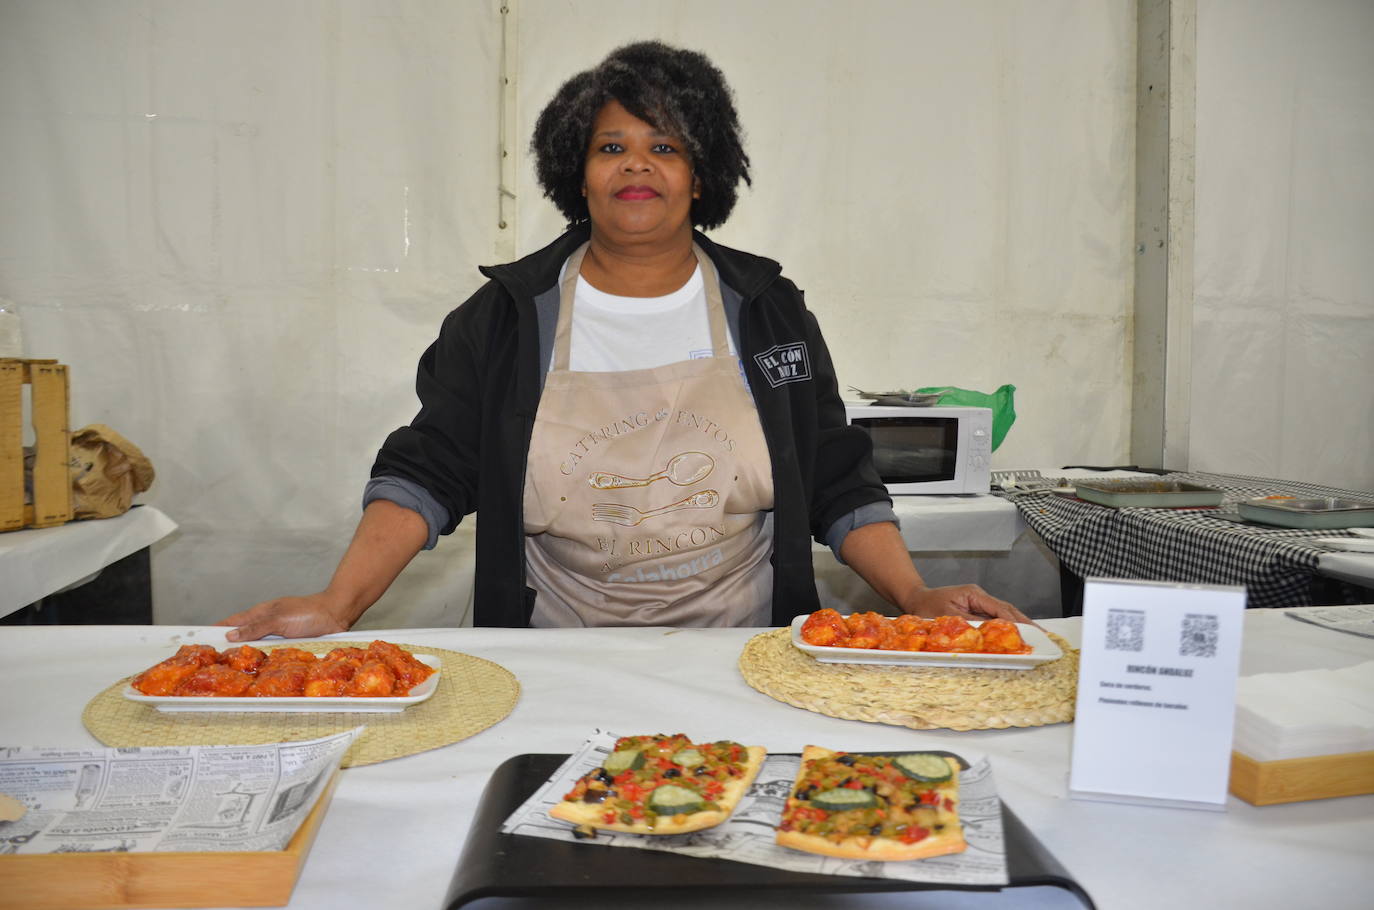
899;584;1032;624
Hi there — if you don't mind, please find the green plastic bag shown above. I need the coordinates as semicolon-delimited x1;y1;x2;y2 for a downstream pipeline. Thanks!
915;384;1016;451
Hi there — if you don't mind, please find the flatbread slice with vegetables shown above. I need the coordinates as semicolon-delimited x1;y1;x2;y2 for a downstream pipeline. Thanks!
776;745;966;861
549;734;766;835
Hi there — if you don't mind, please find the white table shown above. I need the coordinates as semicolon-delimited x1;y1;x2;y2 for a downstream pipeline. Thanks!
886;494;1020;552
0;505;177;618
0;611;1369;910
1317;551;1374;589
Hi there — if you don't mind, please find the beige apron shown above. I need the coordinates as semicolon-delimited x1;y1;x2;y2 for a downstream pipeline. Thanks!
523;242;774;627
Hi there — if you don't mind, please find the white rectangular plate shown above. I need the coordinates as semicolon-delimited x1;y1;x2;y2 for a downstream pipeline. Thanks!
122;654;441;713
789;617;1060;670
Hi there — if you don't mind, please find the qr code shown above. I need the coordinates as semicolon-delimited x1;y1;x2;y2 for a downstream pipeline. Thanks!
1180;614;1219;658
1105;610;1145;652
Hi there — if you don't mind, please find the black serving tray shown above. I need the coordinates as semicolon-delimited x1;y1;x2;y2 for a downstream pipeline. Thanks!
443;753;1095;909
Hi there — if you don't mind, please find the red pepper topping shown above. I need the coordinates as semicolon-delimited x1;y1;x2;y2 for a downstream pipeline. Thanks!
900;825;930;844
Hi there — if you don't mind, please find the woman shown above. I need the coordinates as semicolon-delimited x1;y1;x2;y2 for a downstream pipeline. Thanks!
220;41;1025;640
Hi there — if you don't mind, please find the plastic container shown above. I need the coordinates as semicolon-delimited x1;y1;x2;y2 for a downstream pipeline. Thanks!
0;302;22;359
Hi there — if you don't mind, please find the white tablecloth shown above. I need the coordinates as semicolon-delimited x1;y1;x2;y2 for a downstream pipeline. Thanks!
0;505;178;617
886;494;1020;551
1317;551;1374;588
0;612;1369;910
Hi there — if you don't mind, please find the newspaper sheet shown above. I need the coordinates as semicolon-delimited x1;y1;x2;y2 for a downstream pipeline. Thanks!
501;731;1008;886
1286;604;1374;640
0;728;359;855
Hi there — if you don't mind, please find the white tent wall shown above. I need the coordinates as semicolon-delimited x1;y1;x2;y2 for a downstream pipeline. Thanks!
1;1;501;626
1193;0;1374;492
514;1;1137;476
0;0;1162;628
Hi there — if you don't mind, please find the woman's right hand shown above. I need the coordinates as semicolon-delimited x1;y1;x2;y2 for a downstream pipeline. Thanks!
216;500;430;643
216;592;355;643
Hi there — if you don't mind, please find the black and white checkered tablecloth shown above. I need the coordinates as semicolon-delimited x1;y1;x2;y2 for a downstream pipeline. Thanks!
1006;471;1374;609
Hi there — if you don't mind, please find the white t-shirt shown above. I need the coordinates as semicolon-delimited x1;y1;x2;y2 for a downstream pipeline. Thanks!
562;264;739;372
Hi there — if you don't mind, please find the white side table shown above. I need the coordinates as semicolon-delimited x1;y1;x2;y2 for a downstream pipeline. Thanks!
0;505;178;619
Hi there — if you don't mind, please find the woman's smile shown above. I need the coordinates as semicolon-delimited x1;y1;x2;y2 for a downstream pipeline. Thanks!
614;185;660;201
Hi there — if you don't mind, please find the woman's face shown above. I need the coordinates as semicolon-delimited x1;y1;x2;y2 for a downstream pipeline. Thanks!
583;100;699;247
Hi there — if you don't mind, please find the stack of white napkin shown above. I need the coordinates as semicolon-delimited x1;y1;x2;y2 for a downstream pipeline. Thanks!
1233;661;1374;761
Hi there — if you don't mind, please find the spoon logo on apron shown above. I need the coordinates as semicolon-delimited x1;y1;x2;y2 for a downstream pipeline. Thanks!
590;449;717;528
581;405;744;572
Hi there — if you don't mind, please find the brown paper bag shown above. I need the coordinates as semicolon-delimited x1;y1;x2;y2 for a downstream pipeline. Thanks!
69;424;155;520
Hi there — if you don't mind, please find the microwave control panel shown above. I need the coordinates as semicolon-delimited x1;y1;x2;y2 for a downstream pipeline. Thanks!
969;425;991;469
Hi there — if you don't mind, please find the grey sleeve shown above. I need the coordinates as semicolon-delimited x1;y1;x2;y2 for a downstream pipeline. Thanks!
362;476;452;551
824;501;901;563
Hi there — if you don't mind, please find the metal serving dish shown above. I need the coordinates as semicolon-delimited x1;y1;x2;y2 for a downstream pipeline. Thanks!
1073;479;1224;508
1237;497;1374;529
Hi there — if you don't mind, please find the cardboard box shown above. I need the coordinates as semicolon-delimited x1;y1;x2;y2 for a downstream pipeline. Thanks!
0;358;73;531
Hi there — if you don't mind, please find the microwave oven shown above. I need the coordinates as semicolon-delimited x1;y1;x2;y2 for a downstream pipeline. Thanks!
844;404;993;494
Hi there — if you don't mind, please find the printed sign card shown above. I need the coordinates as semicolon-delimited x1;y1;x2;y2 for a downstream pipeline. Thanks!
1069;578;1246;810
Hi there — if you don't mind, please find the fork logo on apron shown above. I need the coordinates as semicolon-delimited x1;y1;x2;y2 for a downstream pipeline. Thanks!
522;243;775;627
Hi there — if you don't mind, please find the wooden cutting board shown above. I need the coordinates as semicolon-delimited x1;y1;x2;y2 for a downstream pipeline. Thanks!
1229;749;1374;806
0;771;338;909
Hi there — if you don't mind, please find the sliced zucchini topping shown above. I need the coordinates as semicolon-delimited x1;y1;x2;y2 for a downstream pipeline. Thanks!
671;747;704;769
647;784;705;816
809;787;879;812
892;753;953;783
602;748;645;774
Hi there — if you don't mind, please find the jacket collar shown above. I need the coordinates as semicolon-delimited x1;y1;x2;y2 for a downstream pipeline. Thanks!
690;230;783;303
478;223;592;302
480;223;783;303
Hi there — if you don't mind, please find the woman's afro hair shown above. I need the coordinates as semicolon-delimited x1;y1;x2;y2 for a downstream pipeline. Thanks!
530;41;751;231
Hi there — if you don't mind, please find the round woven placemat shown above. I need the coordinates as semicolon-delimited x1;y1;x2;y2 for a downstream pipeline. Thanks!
739;628;1078;731
82;642;520;767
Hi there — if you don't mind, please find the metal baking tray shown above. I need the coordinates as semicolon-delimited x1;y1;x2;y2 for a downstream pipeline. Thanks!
1237;497;1374;529
1073;480;1224;509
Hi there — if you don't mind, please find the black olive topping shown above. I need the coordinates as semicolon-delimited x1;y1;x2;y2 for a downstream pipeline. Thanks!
593;769;613;784
663;768;681;778
836;755;857;766
581;790;608;804
694;765;711;775
870;824;883;836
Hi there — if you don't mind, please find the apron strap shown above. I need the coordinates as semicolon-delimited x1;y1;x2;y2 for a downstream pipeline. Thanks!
551;242;730;371
694;244;731;358
552;243;590;372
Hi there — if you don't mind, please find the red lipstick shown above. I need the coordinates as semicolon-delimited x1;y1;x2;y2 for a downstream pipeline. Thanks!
615;186;659;200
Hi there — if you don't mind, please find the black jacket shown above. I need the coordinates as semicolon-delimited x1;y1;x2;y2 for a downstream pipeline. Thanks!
372;224;890;627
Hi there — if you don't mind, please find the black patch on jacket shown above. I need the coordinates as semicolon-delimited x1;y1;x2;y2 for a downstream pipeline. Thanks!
752;342;811;388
